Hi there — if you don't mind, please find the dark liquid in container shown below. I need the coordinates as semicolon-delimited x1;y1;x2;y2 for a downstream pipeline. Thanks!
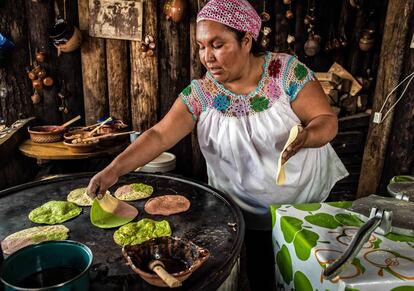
17;266;81;288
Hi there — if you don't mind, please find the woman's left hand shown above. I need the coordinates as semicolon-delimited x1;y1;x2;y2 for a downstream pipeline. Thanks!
282;125;308;164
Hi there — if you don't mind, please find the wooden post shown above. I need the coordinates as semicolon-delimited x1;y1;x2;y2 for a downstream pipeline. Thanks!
189;0;207;180
24;0;61;125
107;39;131;125
54;0;85;124
130;0;158;131
0;0;33;125
381;17;414;191
357;0;414;197
78;0;108;125
158;0;191;175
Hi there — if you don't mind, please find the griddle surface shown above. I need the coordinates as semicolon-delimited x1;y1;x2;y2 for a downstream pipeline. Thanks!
0;173;244;290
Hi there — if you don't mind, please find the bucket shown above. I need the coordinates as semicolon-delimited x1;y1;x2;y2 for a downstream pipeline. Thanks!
137;152;176;173
0;240;92;291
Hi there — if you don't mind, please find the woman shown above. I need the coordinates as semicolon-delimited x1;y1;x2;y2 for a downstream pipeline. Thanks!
87;0;348;289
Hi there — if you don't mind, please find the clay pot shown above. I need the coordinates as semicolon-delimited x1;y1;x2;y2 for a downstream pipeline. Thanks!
285;10;294;20
31;92;41;104
32;79;43;90
50;19;82;56
164;0;186;23
37;68;47;79
304;35;321;56
43;77;54;87
359;36;374;51
28;71;37;80
35;51;46;63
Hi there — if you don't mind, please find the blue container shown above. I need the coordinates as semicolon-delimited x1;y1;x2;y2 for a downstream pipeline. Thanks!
0;34;15;50
0;241;92;291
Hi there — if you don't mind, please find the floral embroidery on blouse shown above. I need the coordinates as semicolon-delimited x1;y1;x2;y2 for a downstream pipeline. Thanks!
268;59;282;78
213;95;231;111
250;95;270;112
180;52;315;120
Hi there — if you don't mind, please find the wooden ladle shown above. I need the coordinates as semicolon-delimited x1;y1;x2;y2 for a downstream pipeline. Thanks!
52;115;81;131
86;117;112;137
148;260;182;288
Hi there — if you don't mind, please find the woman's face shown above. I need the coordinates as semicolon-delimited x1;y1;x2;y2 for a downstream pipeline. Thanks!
196;20;251;83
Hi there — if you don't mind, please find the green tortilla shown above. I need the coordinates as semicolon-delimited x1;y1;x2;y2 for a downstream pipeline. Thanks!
1;225;69;255
113;218;171;246
90;197;137;229
114;183;154;201
28;201;82;224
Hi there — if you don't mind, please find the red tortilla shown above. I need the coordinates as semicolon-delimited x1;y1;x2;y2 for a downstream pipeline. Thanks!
144;195;190;216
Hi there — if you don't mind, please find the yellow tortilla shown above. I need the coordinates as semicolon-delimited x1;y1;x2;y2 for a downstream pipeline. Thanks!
67;187;110;206
276;125;300;185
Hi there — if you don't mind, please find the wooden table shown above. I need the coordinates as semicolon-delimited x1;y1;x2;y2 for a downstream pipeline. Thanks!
19;139;127;164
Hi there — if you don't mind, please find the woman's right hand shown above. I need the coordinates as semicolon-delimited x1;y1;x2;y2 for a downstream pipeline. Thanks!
87;166;119;199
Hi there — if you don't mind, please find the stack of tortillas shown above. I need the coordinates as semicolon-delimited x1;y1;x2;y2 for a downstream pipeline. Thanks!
1;225;69;254
276;125;300;185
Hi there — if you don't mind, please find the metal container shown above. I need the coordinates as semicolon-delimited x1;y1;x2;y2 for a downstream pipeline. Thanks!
0;241;92;291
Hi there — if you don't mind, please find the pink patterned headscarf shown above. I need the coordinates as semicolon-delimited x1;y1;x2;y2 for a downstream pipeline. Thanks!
196;0;262;41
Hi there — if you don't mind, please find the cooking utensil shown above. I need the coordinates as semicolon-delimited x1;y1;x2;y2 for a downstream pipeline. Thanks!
52;115;81;131
79;130;135;143
87;117;112;137
148;260;182;288
387;181;414;201
122;236;210;288
323;194;414;280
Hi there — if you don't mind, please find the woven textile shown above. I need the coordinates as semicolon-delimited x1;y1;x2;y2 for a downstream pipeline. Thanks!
196;0;262;40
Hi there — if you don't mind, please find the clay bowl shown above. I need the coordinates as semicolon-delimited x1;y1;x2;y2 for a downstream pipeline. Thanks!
122;236;210;287
63;139;99;153
28;125;64;143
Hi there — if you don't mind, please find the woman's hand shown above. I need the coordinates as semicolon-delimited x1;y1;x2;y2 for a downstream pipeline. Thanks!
87;166;119;199
281;125;308;164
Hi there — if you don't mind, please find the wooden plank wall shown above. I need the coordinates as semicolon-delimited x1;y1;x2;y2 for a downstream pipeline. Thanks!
5;0;413;194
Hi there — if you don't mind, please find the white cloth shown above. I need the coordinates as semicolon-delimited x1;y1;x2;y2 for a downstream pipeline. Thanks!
181;52;349;230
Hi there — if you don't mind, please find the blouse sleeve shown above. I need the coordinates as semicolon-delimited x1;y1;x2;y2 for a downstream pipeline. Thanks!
282;55;315;102
179;81;202;121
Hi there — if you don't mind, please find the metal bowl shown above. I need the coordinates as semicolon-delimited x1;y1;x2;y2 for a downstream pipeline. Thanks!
0;240;93;291
122;236;210;287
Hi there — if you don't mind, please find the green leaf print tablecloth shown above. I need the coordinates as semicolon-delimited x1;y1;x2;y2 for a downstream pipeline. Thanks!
271;202;414;291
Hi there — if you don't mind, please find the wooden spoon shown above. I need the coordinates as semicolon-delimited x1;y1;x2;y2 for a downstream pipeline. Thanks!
86;117;112;137
80;130;135;142
148;260;182;288
52;115;81;131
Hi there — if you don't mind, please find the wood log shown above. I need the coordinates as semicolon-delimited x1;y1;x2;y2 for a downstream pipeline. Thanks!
0;0;33;125
189;0;207;181
357;0;414;197
158;0;191;176
78;0;108;125
54;0;85;124
130;0;158;131
380;16;414;192
273;0;289;53
107;39;131;125
24;0;61;125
